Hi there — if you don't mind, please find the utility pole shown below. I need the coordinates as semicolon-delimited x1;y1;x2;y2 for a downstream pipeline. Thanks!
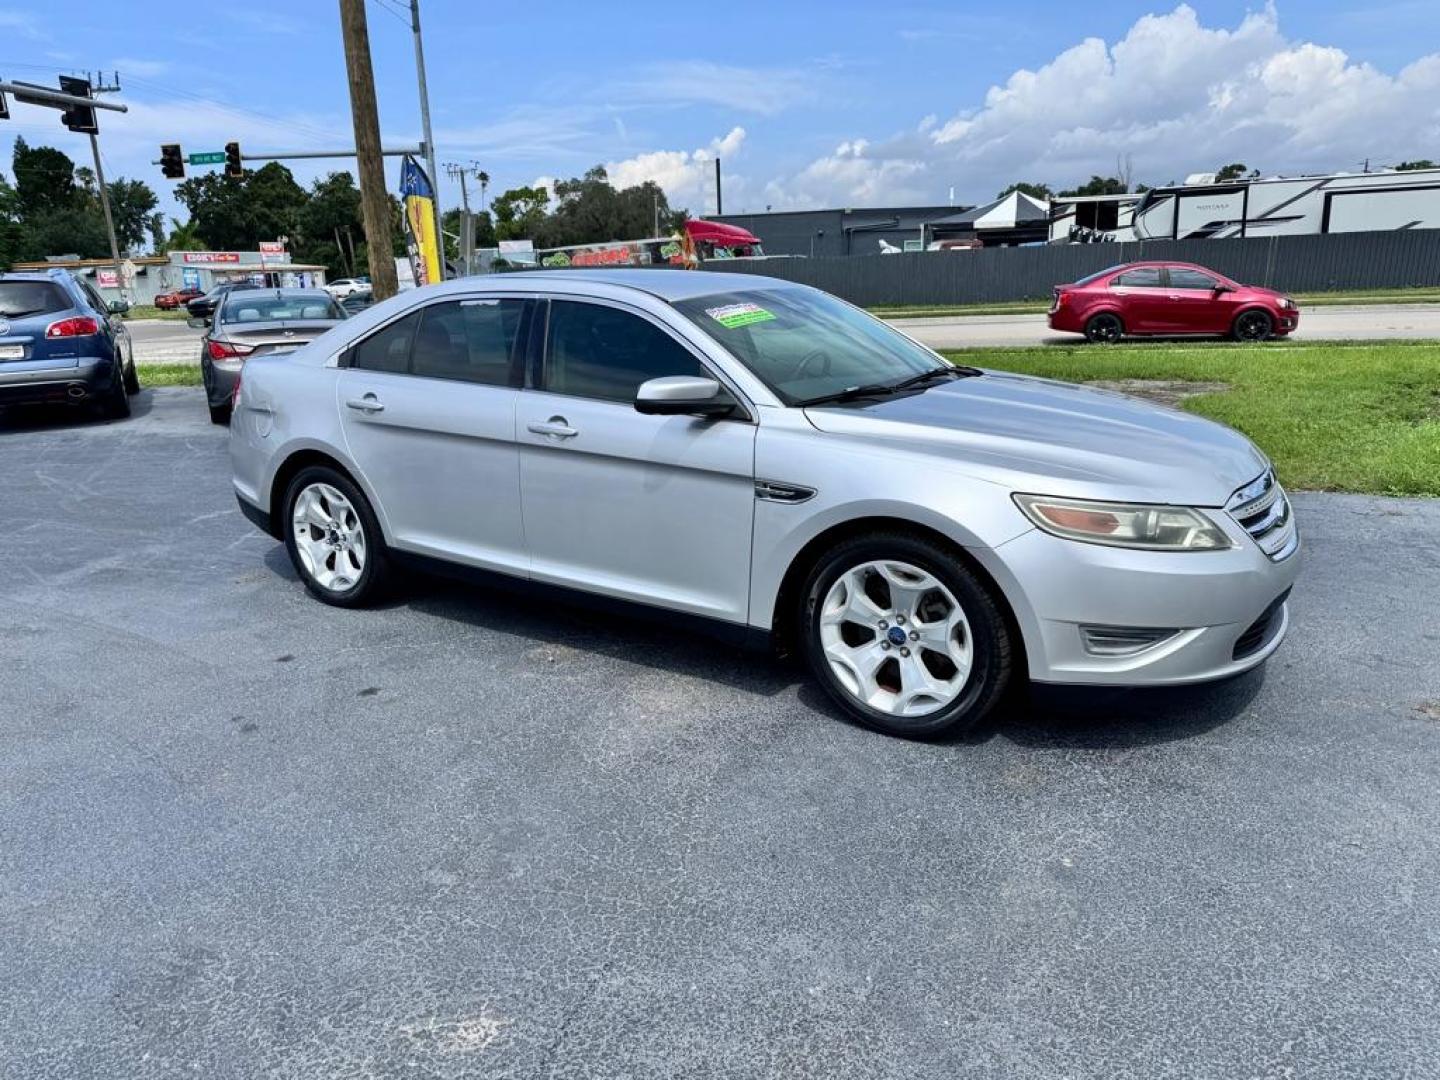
338;0;399;299
445;162;473;275
714;158;723;216
408;0;445;276
86;74;126;305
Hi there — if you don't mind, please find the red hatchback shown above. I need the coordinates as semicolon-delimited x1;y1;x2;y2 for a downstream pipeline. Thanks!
1048;261;1298;343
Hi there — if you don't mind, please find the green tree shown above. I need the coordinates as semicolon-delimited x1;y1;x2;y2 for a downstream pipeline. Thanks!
12;137;78;217
175;162;307;250
103;178;162;253
996;181;1053;201
532;166;684;247
1059;175;1129;197
294;171;363;276
1395;160;1436;171
490;184;550;241
161;217;205;252
1214;162;1259;182
0;173;23;269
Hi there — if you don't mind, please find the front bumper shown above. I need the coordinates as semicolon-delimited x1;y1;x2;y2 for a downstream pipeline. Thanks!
976;512;1301;686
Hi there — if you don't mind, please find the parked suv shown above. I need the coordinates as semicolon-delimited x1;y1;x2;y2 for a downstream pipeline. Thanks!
231;270;1300;740
0;270;138;418
1049;262;1299;342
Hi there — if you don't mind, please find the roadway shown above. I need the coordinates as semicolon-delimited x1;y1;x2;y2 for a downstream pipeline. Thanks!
125;302;1440;365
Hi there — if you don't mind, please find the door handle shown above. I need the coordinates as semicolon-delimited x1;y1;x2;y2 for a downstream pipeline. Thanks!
345;394;384;414
527;416;578;439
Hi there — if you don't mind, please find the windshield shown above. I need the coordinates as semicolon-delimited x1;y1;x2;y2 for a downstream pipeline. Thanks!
0;281;69;319
220;293;343;323
673;287;945;404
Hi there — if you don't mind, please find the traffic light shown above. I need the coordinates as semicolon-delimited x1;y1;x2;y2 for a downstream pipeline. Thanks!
224;142;243;178
160;144;185;180
0;87;9;122
58;75;97;134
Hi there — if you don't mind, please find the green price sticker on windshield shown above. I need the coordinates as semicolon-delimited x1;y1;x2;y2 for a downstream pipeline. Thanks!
705;302;775;329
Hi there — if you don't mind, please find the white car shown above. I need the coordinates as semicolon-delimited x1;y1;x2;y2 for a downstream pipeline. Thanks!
324;278;369;300
230;270;1299;739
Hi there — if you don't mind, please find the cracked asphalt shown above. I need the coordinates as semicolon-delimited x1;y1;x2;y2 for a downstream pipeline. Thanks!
2;388;1439;1079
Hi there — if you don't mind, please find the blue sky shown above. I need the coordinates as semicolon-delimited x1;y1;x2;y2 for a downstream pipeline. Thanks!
2;0;1438;227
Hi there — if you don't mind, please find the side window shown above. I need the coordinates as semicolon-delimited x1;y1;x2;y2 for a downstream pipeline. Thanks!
351;310;420;374
410;298;528;386
1111;267;1163;288
1168;267;1219;290
79;280;107;313
544;300;705;403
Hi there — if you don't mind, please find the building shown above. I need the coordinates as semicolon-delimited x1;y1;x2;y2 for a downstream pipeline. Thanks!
710;205;966;257
1049;166;1440;243
10;250;328;305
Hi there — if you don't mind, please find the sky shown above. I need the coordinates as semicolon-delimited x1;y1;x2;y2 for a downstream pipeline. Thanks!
2;0;1438;229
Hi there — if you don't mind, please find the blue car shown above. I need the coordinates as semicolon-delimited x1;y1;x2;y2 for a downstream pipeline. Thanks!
0;269;138;419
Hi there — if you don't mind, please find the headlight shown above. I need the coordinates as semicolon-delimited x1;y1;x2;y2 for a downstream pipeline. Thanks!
1013;494;1232;551
1279;297;1296;309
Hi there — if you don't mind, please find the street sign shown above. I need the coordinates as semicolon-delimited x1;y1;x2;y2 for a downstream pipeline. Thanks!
188;151;226;165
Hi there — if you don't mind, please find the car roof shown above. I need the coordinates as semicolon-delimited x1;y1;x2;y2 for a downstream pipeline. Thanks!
417;268;804;304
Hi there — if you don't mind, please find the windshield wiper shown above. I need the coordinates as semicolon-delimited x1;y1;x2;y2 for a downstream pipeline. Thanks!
798;365;981;407
889;364;980;391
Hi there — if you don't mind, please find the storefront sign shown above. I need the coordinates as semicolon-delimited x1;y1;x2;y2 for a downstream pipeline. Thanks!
182;252;240;263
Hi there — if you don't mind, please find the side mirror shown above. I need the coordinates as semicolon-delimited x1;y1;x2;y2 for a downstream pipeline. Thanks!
186;316;210;330
1213;283;1235;294
635;375;734;417
108;299;130;315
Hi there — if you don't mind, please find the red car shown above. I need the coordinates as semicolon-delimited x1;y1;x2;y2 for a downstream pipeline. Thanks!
1048;261;1299;343
154;287;204;310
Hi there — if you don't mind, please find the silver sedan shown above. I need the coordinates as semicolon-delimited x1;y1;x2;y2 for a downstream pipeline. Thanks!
230;270;1299;739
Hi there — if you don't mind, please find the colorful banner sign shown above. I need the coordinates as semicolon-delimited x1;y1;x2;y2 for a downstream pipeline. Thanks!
182;252;239;263
400;155;442;287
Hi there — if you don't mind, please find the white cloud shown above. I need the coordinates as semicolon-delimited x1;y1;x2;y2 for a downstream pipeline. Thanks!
605;127;747;209
761;3;1440;208
607;61;819;116
112;58;171;78
0;8;44;39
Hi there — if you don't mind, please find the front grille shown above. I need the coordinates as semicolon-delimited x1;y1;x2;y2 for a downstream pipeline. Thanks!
1226;469;1297;560
1233;588;1291;660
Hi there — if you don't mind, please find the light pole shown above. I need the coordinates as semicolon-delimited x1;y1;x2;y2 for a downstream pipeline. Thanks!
408;0;445;276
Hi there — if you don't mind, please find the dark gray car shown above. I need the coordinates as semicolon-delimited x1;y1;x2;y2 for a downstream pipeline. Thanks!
196;288;345;424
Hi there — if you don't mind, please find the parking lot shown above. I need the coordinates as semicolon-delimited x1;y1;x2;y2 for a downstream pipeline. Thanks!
3;387;1440;1078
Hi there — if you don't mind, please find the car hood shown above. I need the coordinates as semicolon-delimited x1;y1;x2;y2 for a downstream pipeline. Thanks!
802;371;1267;506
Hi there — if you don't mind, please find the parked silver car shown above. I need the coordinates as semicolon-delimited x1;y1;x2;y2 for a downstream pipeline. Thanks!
194;288;346;425
230;270;1299;738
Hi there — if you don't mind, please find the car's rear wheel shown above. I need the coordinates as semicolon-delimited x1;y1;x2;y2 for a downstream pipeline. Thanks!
99;367;131;419
1084;312;1124;343
122;348;140;395
1232;309;1274;342
209;402;232;425
798;532;1013;739
283;466;391;607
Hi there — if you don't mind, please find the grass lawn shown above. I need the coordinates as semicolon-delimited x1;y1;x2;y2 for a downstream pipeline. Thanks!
138;365;202;387
945;340;1440;497
125;305;191;322
874;286;1440;320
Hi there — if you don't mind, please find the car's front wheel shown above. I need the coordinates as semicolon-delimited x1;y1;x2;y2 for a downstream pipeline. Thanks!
1232;309;1274;342
799;532;1013;739
283;466;391;607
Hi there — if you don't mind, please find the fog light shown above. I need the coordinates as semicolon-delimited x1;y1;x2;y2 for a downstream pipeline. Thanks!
1079;625;1181;657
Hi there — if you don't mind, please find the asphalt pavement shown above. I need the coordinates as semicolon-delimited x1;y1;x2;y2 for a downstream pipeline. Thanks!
125;301;1440;365
3;388;1439;1078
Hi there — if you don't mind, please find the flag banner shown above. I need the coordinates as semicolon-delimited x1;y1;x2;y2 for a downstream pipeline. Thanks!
400;155;442;287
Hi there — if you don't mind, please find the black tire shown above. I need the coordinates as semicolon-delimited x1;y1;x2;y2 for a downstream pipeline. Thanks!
798;531;1013;739
209;401;232;425
1084;312;1124;344
1232;309;1274;342
122;348;140;395
100;368;131;420
282;465;392;608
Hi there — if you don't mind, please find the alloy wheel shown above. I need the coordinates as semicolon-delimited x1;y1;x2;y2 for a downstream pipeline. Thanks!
291;482;367;593
1236;311;1272;341
818;559;974;717
1087;314;1122;343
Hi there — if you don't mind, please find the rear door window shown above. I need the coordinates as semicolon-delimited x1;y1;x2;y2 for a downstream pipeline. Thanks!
410;298;529;387
1111;267;1163;288
0;281;70;319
